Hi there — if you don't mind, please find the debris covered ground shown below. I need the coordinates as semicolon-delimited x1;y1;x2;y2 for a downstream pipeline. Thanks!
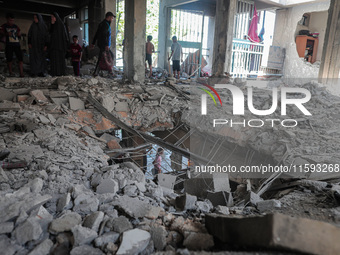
1;72;340;255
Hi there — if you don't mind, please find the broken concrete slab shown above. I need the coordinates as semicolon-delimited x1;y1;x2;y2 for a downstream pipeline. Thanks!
151;226;167;251
0;87;16;102
175;193;197;211
256;199;281;213
114;101;129;112
205;213;340;255
51;97;68;105
27;238;53;255
111;216;133;233
0;235;20;255
13;217;43;245
49;212;82;234
206;191;233;207
94;232;120;248
116;229;151;255
0;101;21;111
83;211;104;233
71;225;98;247
70;245;104;255
0;222;14;234
57;193;72;212
96;179;119;194
112;195;152;218
30;90;49;104
69;97;85;110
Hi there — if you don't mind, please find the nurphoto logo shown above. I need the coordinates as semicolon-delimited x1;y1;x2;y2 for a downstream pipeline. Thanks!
200;84;312;128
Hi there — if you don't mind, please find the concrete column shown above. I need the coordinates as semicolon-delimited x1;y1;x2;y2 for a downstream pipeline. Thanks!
318;0;340;85
104;0;117;64
171;152;182;172
89;0;104;46
207;16;215;66
124;0;147;82
212;0;236;76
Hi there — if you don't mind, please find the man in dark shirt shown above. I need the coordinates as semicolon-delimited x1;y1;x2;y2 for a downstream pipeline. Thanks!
91;11;115;76
0;13;24;77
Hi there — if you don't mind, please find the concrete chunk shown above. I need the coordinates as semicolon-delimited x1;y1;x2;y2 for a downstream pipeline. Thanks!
94;232;120;248
183;232;214;251
28;238;53;255
83;211;104;233
71;225;98;247
0;222;14;234
112;195;152;218
256;199;281;213
111;216;133;233
116;229;151;255
69;97;85;110
175;193;197;211
49;212;82;234
206;213;340;255
30;90;48;104
96;179;119;194
70;245;104;255
13;218;43;245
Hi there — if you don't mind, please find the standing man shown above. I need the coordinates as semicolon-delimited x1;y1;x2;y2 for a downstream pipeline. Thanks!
91;11;115;77
0;13;24;77
145;35;155;78
168;36;183;79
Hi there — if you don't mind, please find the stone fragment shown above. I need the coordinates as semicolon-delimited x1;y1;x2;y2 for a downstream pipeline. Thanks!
0;101;21;111
39;115;50;124
27;238;53;255
69;97;85;110
57;193;72;212
96;179;119;194
196;200;213;213
256;199;281;212
112;195;152;218
70;245;104;255
71;225;98;247
0;87;16;101
215;205;230;215
206;191;233;207
73;193;99;215
111;216;133;233
245;191;263;206
116;229;151;255
175;193;197;211
83;211;104;232
13;218;43;245
0;235;19;255
0;222;14;234
151;226;167;251
30;90;48;104
114;101;129;112
49;212;82;234
123;185;138;197
183;232;214;250
145;207;162;220
206;213;340;255
94;232;120;248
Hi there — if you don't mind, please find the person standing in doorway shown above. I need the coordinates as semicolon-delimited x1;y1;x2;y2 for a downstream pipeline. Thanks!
49;12;69;76
28;14;48;77
70;35;82;76
168;36;183;79
145;35;155;77
91;11;115;77
0;13;24;77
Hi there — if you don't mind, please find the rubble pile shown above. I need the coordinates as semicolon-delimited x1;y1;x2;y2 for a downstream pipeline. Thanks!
1;75;340;254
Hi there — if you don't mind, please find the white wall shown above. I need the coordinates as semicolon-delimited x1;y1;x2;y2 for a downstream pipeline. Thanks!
272;0;330;80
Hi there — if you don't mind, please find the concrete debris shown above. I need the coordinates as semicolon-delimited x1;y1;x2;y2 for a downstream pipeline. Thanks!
116;229;151;255
0;75;340;254
71;225;98;246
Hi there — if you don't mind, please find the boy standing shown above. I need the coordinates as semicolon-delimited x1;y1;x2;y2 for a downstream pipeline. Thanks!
0;13;24;77
168;36;183;79
145;35;155;77
70;35;82;76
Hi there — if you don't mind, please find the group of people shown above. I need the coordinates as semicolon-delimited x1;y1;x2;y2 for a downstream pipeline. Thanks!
0;11;115;78
1;11;183;79
145;35;183;79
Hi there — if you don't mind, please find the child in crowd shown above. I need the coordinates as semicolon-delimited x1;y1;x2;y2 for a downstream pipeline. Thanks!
70;35;82;76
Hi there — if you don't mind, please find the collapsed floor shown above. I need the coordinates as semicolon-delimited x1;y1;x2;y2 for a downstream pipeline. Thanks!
1;74;340;255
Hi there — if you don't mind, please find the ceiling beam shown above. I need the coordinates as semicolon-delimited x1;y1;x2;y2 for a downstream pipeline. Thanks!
23;0;77;8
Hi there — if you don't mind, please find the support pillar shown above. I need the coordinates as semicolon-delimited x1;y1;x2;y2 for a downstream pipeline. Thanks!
89;0;104;48
124;0;146;82
104;0;117;64
212;0;236;76
318;0;340;85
